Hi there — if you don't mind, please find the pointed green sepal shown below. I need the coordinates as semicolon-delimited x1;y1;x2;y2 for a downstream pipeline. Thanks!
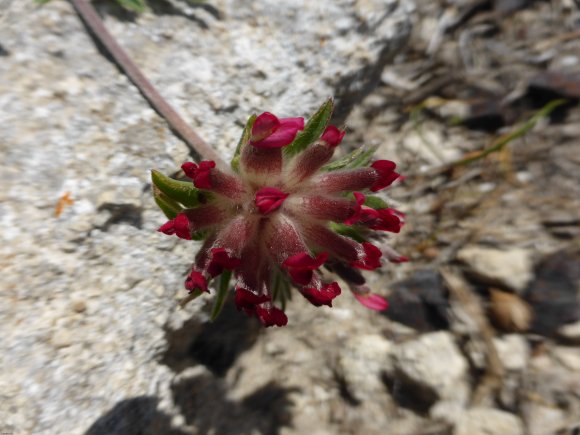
153;188;183;219
345;192;389;210
330;222;367;243
284;99;334;157
210;270;232;321
363;195;389;210
231;114;257;172
151;169;204;208
322;145;377;172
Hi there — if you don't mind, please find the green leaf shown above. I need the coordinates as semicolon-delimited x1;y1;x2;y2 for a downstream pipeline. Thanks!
322;146;377;171
151;169;204;208
231;114;257;172
210;270;232;321
330;222;366;243
153;189;183;219
452;99;567;167
34;0;52;4
116;0;147;13
284;99;334;157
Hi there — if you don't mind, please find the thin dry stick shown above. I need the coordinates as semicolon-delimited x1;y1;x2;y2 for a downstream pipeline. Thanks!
441;268;504;406
70;0;224;164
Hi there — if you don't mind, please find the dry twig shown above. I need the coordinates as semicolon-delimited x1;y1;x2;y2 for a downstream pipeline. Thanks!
441;268;504;406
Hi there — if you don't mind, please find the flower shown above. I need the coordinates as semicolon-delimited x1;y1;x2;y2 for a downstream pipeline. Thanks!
153;100;404;326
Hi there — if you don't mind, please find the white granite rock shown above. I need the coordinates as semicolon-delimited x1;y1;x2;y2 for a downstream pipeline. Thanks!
393;331;469;402
457;246;533;293
455;408;525;435
493;334;530;371
0;1;412;434
336;334;395;401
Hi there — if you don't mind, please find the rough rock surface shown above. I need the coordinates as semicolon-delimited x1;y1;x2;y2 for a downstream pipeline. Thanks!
455;408;525;435
0;1;411;434
335;334;394;401
457;246;533;293
393;331;469;404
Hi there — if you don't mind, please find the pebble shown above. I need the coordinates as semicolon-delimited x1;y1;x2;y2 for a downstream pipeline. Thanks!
457;246;533;293
455;408;524;435
336;334;394;401
393;331;468;402
494;334;530;371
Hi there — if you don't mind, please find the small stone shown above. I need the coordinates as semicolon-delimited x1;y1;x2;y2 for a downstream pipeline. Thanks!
384;269;449;332
493;334;530;371
457;246;533;293
553;346;580;371
525;250;580;337
489;288;533;332
558;320;580;343
521;403;567;435
393;331;468;402
51;329;73;348
336;334;394;401
430;401;465;425
455;408;524;435
71;300;87;313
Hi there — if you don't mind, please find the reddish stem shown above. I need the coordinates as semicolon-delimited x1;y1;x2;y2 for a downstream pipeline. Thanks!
70;0;224;164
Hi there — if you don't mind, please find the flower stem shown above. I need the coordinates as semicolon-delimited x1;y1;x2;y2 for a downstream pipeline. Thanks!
69;0;223;164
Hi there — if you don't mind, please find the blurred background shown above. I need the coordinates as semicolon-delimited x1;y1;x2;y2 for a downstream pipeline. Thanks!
1;0;579;434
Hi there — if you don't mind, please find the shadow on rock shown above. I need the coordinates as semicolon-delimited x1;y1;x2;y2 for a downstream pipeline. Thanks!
85;396;188;435
172;372;297;435
525;249;580;337
92;0;221;26
161;299;262;376
382;269;450;332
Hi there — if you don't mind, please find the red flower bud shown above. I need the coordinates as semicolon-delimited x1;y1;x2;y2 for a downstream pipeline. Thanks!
353;292;389;311
255;187;289;214
255;306;288;327
185;270;208;293
320;125;345;147
370;160;400;192
282;252;328;285
301;281;341;307
206;248;242;278
250;112;304;148
157;213;191;240
234;287;270;315
182;160;216;189
351;242;382;270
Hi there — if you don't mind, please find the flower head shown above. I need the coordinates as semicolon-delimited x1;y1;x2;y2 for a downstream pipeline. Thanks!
153;100;404;326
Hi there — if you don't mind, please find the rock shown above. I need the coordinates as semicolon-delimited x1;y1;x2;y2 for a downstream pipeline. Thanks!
50;329;74;349
393;332;469;403
553;346;580;372
71;300;87;313
384;269;450;332
336;334;394;402
521;403;568;435
455;408;524;435
520;351;580;435
559;320;580;343
493;334;530;371
0;0;412;433
489;288;533;332
457;246;533;293
524;250;580;337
